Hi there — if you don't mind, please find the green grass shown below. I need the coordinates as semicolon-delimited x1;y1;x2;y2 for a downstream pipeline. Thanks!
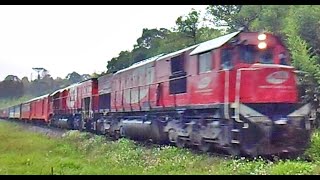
0;120;319;175
0;96;34;109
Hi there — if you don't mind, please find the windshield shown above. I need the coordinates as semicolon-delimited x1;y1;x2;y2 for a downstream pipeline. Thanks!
239;45;274;64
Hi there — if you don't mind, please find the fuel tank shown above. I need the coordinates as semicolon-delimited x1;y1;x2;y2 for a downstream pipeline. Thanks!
120;118;152;140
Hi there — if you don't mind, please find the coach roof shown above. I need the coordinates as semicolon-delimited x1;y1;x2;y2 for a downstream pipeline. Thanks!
26;94;50;103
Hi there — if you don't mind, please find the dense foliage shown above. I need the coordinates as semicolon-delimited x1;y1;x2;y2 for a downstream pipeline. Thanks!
0;71;92;99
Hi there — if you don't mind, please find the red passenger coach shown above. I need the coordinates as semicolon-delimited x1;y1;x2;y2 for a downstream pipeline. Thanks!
0;108;9;119
21;102;31;120
29;94;51;122
8;105;21;120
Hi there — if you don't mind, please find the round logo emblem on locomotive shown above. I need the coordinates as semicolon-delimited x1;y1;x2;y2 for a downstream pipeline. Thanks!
266;71;289;84
198;77;211;89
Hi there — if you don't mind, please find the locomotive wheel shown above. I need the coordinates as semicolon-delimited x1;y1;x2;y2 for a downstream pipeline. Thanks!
227;145;241;157
175;138;186;148
197;140;211;152
168;129;178;143
119;126;125;137
79;121;84;131
151;119;167;144
113;130;120;140
95;122;101;135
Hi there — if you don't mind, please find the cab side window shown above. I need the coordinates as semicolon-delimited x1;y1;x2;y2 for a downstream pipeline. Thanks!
279;52;289;65
169;54;187;94
221;49;233;70
198;51;212;73
239;45;255;64
171;55;184;74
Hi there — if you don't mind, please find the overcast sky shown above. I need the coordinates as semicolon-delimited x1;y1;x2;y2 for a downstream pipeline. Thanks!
0;5;208;81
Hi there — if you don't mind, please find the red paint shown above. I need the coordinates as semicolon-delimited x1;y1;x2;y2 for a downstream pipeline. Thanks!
0;108;9;119
108;32;297;112
4;31;299;120
29;95;50;122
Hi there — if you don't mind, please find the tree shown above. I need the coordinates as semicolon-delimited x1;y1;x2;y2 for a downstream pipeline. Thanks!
82;74;92;80
0;75;23;98
32;67;46;80
131;28;170;63
273;5;320;127
21;76;30;95
4;75;20;81
249;5;289;36
135;28;169;49
41;69;49;78
196;27;222;43
155;31;194;54
175;9;201;43
205;5;242;30
106;50;133;73
105;17;223;74
66;71;82;84
91;72;100;78
21;76;29;84
205;5;262;32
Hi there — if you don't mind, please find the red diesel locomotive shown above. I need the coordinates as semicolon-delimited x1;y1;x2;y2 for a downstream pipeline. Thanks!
0;30;313;156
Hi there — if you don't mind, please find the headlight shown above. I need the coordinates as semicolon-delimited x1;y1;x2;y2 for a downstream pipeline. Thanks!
258;33;267;40
258;42;267;49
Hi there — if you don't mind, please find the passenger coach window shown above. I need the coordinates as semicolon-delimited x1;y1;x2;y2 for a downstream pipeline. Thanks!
221;49;233;70
199;51;212;73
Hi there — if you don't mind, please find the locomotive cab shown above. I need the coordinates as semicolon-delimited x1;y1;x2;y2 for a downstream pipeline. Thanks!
226;32;298;104
221;32;312;156
223;32;290;69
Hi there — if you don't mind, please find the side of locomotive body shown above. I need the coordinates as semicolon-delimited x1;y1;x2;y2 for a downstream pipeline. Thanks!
50;86;72;128
77;78;99;131
49;78;99;130
94;30;313;156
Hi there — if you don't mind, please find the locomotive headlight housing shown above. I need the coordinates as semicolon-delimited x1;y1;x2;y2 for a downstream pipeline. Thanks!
258;42;267;49
258;33;266;41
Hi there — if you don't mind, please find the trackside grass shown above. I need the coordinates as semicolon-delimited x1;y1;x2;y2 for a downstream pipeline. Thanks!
0;120;319;175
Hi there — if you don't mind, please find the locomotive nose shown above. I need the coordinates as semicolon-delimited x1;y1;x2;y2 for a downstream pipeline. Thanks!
236;103;311;156
236;65;298;104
